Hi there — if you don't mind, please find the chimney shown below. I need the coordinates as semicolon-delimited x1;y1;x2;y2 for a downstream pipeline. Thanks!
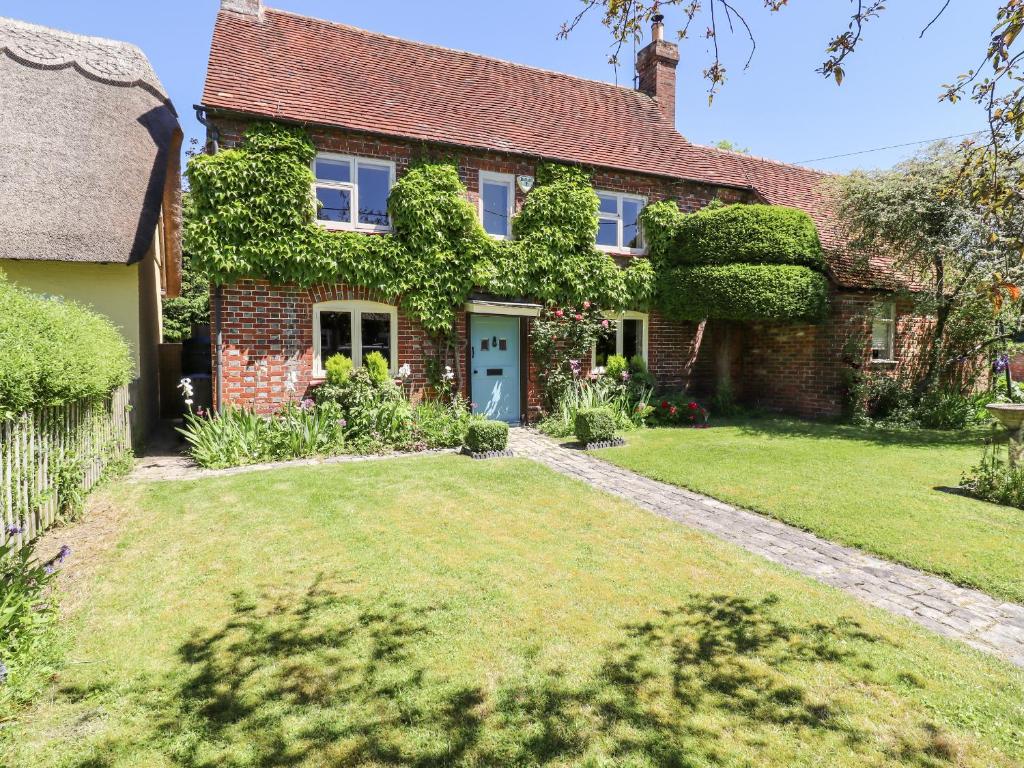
221;0;262;17
636;14;680;124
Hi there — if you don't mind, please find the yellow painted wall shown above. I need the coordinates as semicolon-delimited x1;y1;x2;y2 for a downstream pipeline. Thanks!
0;260;142;374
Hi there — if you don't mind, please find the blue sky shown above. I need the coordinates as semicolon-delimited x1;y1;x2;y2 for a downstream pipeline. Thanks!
0;0;1001;172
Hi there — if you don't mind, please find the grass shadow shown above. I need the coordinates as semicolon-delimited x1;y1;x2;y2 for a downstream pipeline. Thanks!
68;584;972;766
724;415;997;450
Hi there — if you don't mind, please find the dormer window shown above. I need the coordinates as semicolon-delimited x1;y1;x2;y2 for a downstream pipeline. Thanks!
313;153;395;232
596;191;645;254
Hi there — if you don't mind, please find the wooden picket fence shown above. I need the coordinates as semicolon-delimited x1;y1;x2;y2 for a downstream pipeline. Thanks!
0;385;131;548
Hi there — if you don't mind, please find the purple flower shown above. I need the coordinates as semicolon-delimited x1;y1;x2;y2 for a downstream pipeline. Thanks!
44;564;55;575
337;418;347;428
5;523;22;536
56;545;71;563
0;660;7;685
300;398;315;411
994;354;1010;373
621;371;631;382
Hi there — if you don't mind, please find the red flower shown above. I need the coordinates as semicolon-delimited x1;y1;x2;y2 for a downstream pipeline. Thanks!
688;402;698;410
574;314;583;321
583;300;591;309
661;400;669;409
554;309;564;318
669;406;678;416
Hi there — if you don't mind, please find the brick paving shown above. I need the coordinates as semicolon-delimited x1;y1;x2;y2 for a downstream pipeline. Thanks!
509;428;1024;668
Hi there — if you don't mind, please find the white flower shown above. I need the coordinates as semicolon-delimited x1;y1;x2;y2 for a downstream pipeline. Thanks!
442;365;455;382
398;363;412;380
178;377;194;409
284;369;298;394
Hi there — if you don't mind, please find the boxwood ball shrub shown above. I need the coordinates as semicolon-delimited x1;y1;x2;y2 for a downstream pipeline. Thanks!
658;264;829;323
0;275;132;418
575;407;617;444
464;419;509;453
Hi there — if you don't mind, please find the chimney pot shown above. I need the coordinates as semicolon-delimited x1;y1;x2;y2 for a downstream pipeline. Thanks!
221;0;262;17
636;20;680;124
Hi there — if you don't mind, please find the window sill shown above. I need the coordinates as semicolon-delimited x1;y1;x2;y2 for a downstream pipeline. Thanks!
870;358;898;365
317;221;392;234
597;245;647;257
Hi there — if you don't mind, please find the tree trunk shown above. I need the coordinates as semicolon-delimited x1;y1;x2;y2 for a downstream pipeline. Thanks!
715;322;734;396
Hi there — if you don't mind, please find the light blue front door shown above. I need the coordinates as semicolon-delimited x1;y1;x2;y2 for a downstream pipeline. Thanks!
471;315;520;423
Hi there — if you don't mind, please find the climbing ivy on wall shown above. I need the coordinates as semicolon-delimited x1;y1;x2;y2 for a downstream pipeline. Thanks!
185;122;655;335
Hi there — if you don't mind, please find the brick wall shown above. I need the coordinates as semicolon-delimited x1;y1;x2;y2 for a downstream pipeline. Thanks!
213;279;466;413
208;116;926;420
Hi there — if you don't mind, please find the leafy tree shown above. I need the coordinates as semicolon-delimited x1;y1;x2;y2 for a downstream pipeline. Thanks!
713;139;748;154
831;143;1024;392
561;2;1024;264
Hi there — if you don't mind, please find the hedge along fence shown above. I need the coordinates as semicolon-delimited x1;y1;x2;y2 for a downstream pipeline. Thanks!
0;275;134;545
1;386;132;547
0;276;133;419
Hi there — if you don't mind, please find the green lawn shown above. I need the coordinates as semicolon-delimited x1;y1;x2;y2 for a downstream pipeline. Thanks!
5;456;1024;767
595;418;1024;604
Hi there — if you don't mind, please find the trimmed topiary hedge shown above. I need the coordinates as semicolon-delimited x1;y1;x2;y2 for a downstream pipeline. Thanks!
464;419;509;453
0;275;133;419
658;264;830;323
574;407;616;444
673;204;824;269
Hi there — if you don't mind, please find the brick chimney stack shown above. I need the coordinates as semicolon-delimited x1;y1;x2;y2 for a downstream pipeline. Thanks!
221;0;262;17
636;14;680;124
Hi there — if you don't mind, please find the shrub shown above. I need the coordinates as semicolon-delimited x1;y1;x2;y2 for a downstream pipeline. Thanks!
1;534;68;701
575;407;617;444
179;401;347;468
916;389;979;430
676;204;824;269
539;376;652;438
316;368;412;451
0;276;132;418
363;351;391;386
961;440;1024;509
650;395;711;427
412;398;473;448
603;354;629;380
657;264;829;323
464;419;509;453
324;353;353;385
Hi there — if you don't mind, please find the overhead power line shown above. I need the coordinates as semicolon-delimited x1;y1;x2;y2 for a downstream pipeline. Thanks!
795;130;985;164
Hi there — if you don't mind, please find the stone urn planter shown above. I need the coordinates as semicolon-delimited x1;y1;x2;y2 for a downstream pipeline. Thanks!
986;403;1024;466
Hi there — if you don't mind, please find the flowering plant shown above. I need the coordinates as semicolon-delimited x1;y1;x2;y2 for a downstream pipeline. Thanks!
650;395;711;428
530;303;609;411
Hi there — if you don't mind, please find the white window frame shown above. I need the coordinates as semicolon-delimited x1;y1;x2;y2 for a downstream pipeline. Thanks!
870;301;897;363
478;171;516;240
596;191;647;255
312;300;399;377
592;311;649;369
312;152;396;233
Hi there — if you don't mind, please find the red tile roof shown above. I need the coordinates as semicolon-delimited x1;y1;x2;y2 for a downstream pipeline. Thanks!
203;6;906;291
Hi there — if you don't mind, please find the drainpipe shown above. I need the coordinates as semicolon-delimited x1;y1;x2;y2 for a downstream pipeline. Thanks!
194;105;223;411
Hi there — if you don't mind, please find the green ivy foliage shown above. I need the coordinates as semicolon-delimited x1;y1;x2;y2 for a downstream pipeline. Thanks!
185;123;653;335
644;201;824;270
0;275;133;418
658;264;830;322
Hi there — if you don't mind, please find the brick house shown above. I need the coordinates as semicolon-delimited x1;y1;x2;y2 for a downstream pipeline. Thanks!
199;0;917;421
